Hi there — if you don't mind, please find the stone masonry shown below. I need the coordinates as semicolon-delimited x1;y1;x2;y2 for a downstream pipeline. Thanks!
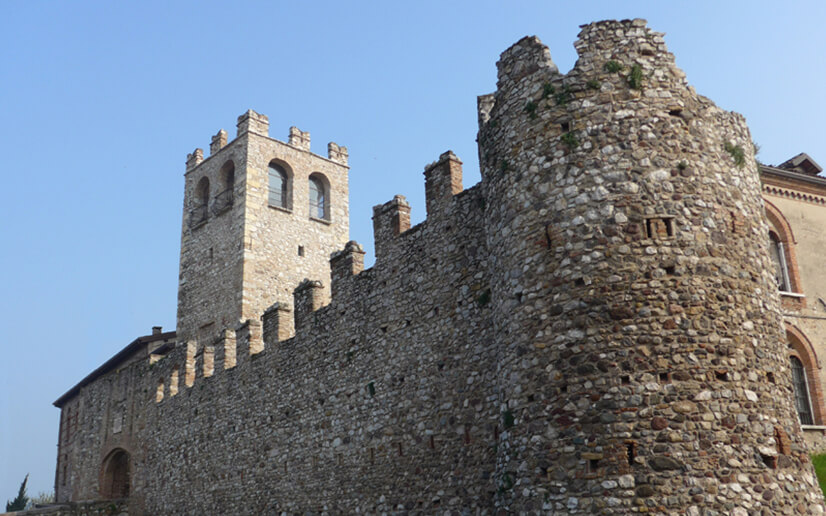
51;20;826;515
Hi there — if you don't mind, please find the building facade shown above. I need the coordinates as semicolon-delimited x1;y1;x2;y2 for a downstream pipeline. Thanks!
51;20;826;515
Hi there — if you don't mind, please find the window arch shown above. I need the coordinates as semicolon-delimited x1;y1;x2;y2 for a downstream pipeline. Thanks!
100;449;130;499
268;162;290;209
215;161;235;214
791;356;814;425
309;173;330;220
191;177;209;226
787;324;824;426
764;200;803;300
221;161;235;192
769;231;791;291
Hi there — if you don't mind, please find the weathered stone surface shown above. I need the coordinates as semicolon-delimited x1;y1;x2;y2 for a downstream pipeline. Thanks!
51;18;826;516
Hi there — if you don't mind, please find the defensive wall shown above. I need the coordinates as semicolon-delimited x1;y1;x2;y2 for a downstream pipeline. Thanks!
51;19;826;515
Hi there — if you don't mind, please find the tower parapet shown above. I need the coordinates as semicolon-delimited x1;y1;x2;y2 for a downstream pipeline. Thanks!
236;109;269;137
177;109;349;347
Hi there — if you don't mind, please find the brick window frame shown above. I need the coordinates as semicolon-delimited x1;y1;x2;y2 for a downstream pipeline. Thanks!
765;200;805;309
787;324;825;426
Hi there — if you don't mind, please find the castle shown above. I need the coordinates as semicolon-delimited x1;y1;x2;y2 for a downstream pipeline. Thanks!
46;20;826;514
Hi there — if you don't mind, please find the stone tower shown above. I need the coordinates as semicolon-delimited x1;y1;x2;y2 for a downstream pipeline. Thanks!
176;110;350;344
478;20;824;513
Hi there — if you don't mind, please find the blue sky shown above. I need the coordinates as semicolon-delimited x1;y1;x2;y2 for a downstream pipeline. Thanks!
1;0;824;498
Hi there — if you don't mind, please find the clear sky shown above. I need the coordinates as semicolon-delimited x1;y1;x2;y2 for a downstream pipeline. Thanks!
1;0;824;498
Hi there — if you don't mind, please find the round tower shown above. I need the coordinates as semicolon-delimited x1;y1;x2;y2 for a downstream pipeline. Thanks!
478;20;825;514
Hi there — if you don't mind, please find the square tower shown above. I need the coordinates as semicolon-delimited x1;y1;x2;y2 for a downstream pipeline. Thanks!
177;110;350;344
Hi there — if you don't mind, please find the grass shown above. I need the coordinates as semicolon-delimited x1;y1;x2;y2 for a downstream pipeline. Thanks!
554;85;572;105
503;410;515;429
561;132;579;149
586;79;600;90
476;289;491;307
524;100;538;120
812;454;826;497
628;64;643;90
724;141;746;168
604;60;623;73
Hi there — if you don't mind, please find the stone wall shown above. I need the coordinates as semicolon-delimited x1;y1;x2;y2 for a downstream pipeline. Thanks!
177;110;349;344
2;500;128;516
54;19;826;515
476;19;824;513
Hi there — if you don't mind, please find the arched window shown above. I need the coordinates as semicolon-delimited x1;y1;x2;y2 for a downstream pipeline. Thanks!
791;356;814;425
191;177;209;226
764;200;803;304
100;449;130;499
222;161;235;191
268;162;290;209
309;173;329;220
769;231;791;291
787;325;824;426
215;161;234;214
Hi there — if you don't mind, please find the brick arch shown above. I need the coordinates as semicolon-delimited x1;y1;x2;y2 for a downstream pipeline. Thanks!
786;324;825;425
764;199;797;245
764;200;803;291
100;448;130;499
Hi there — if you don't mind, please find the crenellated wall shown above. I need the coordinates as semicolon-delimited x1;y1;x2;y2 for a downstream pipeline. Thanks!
139;163;495;514
54;19;826;515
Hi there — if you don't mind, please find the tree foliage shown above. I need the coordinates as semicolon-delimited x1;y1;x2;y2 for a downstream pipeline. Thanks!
27;490;55;509
5;474;29;512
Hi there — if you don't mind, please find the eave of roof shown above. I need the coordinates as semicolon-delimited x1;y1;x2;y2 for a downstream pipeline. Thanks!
53;331;176;408
760;164;826;190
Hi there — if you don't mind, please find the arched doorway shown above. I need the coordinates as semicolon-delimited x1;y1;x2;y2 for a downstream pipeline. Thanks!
100;448;130;499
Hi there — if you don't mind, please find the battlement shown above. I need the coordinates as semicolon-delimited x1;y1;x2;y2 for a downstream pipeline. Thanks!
186;109;351;174
58;20;826;514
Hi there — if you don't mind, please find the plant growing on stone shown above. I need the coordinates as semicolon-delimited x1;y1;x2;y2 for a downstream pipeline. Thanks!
628;64;644;90
554;85;572;105
523;100;538;120
499;160;510;173
677;161;688;171
542;82;555;99
476;289;491;307
499;472;514;492
503;410;515;429
586;79;600;90
604;60;623;73
561;132;579;149
724;141;746;168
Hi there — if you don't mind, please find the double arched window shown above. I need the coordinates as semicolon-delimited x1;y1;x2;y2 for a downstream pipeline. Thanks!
266;162;330;221
309;173;330;220
268;162;290;210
